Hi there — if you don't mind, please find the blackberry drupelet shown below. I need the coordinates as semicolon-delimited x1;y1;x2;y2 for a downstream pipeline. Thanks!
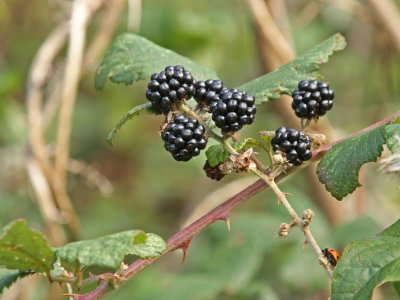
210;88;257;133
291;80;334;120
193;79;225;106
146;65;195;115
161;114;208;161
271;126;312;166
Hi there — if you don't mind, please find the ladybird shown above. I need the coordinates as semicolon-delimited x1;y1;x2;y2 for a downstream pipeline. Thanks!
322;248;341;266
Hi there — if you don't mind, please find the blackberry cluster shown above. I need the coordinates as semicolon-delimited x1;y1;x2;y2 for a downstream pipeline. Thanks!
193;80;225;106
271;126;312;166
146;65;195;114
209;88;256;133
291;80;334;120
161;114;208;161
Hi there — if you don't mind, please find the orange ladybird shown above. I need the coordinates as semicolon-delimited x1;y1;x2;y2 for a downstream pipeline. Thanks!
322;248;341;266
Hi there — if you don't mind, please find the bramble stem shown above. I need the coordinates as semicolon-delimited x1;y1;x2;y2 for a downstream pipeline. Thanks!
76;111;400;298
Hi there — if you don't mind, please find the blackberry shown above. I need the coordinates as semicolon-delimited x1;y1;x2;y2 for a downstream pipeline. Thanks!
203;161;225;181
146;65;195;115
210;88;256;133
271;126;312;166
161;114;208;161
193;79;226;106
291;80;334;120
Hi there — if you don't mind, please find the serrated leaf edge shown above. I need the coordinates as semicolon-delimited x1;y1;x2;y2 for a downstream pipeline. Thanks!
107;103;158;146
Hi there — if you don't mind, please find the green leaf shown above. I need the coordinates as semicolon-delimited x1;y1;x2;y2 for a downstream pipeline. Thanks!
55;230;166;271
95;33;217;90
385;124;400;154
331;219;400;300
0;267;32;294
242;138;265;150
258;131;275;151
0;219;56;274
238;33;346;104
206;145;229;168
205;140;251;167
378;219;400;238
128;233;166;258
107;103;158;146
391;117;400;124
316;126;386;200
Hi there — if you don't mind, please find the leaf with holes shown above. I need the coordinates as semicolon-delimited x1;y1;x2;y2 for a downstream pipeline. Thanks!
0;267;33;294
205;140;251;167
95;33;217;90
316;125;385;200
107;103;158;145
0;220;55;274
55;230;166;271
238;33;346;104
331;219;400;300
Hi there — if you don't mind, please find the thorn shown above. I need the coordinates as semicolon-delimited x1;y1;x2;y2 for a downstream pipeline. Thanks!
181;248;188;264
224;217;231;232
303;240;309;248
277;192;292;204
177;238;193;264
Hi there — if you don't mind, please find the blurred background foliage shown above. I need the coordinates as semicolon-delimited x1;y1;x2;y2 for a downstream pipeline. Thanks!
0;0;399;299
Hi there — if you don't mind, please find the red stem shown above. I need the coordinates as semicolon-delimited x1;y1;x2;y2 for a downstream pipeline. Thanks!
76;111;399;300
313;110;400;157
124;179;267;277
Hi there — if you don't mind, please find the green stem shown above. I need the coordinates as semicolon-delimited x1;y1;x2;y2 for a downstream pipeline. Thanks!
220;127;333;278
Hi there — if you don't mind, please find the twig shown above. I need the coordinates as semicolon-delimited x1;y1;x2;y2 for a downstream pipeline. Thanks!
53;0;104;236
55;0;98;183
26;22;70;245
245;0;295;62
84;0;126;71
26;158;66;246
127;0;142;32
67;159;113;195
26;22;69;182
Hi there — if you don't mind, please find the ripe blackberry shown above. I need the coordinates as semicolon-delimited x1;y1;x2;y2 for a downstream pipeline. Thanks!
271;126;312;166
193;79;225;106
291;80;334;120
146;65;195;115
161;114;208;161
210;88;257;133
